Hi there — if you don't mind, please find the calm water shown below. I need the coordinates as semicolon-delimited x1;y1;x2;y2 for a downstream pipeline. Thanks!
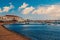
4;24;60;40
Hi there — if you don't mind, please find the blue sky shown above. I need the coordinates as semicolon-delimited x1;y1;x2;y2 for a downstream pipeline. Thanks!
0;0;60;20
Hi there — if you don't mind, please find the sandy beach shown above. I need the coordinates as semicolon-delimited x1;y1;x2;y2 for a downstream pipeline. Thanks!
0;24;31;40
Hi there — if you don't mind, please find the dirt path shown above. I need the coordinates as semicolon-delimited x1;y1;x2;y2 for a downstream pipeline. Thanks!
0;25;31;40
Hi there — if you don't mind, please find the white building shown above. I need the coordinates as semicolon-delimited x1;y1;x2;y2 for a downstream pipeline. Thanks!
0;15;25;22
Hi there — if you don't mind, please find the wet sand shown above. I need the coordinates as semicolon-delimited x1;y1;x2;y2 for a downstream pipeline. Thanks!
0;24;31;40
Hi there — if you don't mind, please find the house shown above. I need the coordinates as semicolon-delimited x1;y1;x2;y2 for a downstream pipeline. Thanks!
0;15;25;22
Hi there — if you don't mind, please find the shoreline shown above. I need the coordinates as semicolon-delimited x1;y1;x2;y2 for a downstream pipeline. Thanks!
0;24;31;40
2;25;29;37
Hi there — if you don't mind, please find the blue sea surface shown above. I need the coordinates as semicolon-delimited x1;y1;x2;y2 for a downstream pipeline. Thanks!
4;24;60;40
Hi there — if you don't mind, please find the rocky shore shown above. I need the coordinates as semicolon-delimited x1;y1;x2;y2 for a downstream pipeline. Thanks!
0;23;31;40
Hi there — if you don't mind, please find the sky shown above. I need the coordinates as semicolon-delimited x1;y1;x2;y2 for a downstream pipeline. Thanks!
0;0;60;20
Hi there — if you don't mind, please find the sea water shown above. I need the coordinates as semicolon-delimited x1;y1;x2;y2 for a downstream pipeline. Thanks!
4;24;60;40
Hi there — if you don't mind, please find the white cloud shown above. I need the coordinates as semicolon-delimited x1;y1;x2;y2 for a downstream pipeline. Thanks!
32;5;60;20
32;5;60;18
20;4;60;20
32;7;47;14
18;3;60;20
19;3;28;9
0;3;14;13
3;6;10;12
22;6;35;14
46;5;60;14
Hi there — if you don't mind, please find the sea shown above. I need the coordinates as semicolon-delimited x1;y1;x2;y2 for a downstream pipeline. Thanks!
4;24;60;40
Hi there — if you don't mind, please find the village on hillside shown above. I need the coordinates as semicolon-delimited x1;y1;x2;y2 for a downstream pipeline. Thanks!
0;15;25;24
0;15;60;24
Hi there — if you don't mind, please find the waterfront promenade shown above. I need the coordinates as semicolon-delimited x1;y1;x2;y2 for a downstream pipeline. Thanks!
0;23;30;40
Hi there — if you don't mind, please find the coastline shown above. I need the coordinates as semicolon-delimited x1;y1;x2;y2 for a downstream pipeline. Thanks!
0;23;31;40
